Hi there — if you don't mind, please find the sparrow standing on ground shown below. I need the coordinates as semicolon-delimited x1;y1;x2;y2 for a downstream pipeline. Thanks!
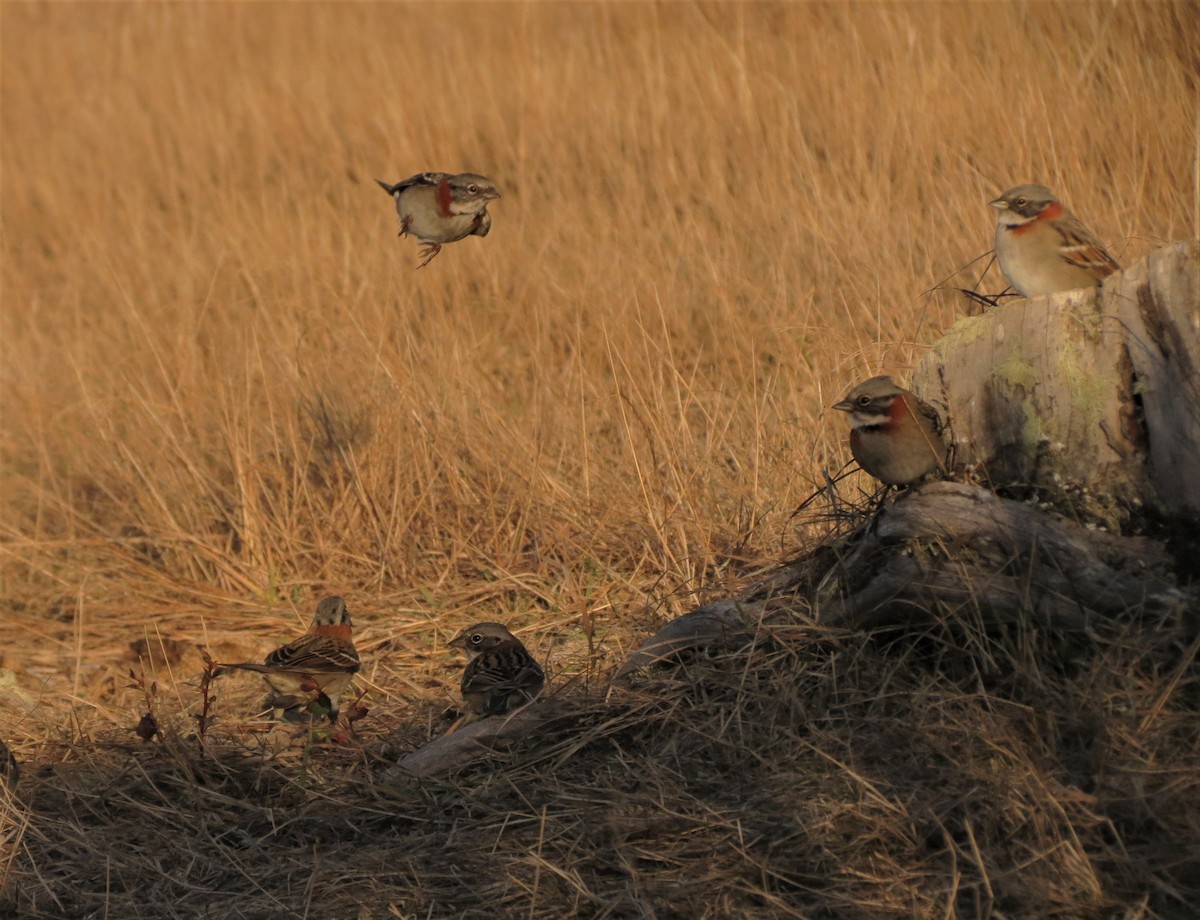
448;622;544;728
833;376;947;486
376;172;501;268
217;595;360;723
990;183;1121;298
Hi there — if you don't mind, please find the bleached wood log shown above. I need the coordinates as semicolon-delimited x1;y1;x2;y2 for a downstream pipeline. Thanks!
387;699;571;779
912;240;1200;525
613;601;750;682
815;481;1187;631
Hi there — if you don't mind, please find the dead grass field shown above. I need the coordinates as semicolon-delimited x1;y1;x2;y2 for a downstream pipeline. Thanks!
2;2;1198;918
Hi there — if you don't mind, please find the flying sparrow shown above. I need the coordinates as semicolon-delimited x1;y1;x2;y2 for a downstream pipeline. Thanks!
376;171;501;268
448;622;545;727
217;595;360;723
990;183;1121;298
833;376;946;486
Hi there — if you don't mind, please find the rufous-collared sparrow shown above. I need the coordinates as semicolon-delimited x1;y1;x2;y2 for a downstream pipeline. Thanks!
217;595;360;723
376;172;501;268
833;376;946;486
990;183;1121;298
448;622;544;728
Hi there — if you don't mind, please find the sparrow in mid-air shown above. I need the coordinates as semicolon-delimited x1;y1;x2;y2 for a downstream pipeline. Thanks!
217;595;360;723
833;376;946;486
990;183;1120;298
376;171;501;268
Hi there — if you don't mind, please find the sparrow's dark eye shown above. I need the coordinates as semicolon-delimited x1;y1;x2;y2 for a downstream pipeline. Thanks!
471;634;484;644
467;184;479;195
1015;198;1027;208
857;395;872;407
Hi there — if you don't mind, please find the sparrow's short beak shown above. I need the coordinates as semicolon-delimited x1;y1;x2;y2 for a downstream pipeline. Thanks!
988;197;1007;211
832;400;852;413
487;189;502;200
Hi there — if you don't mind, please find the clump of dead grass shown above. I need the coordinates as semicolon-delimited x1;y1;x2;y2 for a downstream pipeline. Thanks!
5;587;1198;919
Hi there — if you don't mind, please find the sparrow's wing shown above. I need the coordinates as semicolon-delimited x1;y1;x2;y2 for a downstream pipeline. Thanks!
397;172;451;192
375;173;451;197
470;209;493;238
910;394;944;437
462;641;545;698
1052;214;1121;277
905;393;948;471
263;635;360;673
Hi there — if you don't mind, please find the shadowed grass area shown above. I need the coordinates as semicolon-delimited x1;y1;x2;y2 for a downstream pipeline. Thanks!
7;607;1199;918
1;2;1197;917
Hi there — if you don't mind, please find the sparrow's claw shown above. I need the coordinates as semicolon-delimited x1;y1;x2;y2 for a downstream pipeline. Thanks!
444;711;480;736
416;242;442;269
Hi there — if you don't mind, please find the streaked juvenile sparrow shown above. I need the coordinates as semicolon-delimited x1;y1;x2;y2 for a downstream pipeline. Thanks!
217;595;360;723
990;183;1121;298
448;622;545;725
376;171;501;268
833;376;946;486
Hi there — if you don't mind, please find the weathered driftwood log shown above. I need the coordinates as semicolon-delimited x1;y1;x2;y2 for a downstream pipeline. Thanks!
829;243;1197;627
388;699;571;778
613;602;751;682
815;481;1187;631
616;244;1198;641
913;240;1199;526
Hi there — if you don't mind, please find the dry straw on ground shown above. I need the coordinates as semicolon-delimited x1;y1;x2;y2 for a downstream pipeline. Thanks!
1;3;1198;918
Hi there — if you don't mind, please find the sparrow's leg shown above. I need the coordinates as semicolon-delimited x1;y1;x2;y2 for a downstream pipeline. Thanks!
416;241;442;269
444;710;481;735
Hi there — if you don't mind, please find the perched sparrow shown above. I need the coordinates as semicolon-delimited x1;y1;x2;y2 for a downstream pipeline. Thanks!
376;171;501;268
448;622;545;725
833;376;946;486
990;183;1121;298
217;595;360;723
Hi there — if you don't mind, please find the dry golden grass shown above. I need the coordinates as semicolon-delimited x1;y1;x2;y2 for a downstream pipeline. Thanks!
2;2;1198;918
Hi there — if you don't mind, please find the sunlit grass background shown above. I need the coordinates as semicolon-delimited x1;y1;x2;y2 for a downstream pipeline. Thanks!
1;2;1197;913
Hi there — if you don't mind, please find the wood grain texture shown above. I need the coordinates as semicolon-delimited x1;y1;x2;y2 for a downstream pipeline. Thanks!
913;240;1199;523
